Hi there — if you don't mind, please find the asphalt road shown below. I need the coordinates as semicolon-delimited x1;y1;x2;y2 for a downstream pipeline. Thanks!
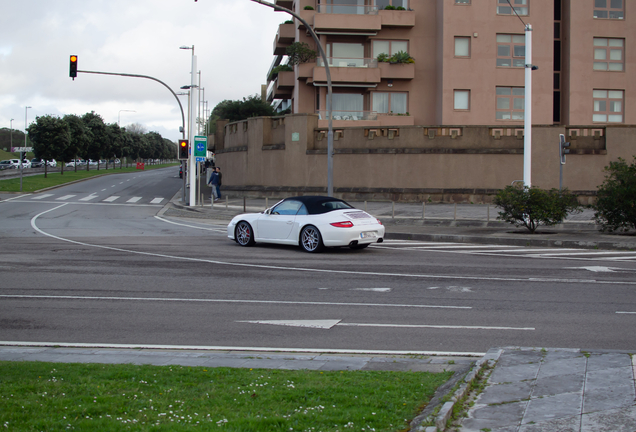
1;167;635;355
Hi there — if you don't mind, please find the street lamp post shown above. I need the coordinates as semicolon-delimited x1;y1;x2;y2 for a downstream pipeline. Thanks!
180;45;198;206
248;0;334;196
21;106;31;192
523;23;533;187
118;109;136;126
10;119;14;150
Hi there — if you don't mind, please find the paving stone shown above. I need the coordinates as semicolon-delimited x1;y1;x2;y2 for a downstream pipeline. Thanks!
475;381;533;405
489;362;541;384
581;406;636;431
518;415;580;432
523;392;583;425
533;373;585;398
583;384;636;413
537;356;586;379
586;353;633;371
585;367;634;390
460;400;527;431
496;350;544;367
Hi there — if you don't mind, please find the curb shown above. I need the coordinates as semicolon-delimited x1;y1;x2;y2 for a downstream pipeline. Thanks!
418;348;503;432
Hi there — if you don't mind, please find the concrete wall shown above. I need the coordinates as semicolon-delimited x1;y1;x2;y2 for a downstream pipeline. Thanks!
216;114;635;204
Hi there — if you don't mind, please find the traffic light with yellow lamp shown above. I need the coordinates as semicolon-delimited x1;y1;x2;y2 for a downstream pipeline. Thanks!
69;55;78;80
178;139;189;160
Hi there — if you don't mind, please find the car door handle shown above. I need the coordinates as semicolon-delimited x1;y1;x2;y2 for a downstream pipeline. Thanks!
286;221;293;224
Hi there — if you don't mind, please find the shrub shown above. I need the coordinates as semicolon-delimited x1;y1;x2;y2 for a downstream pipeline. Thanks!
283;20;293;24
494;185;581;233
594;156;636;232
376;53;390;63
389;51;415;64
304;5;314;10
286;42;318;65
384;5;396;9
268;64;293;81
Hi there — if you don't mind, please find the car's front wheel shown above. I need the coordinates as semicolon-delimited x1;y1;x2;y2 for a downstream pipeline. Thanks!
235;221;255;246
300;225;324;253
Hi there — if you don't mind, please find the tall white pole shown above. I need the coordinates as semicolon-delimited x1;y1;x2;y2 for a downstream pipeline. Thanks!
189;55;198;206
523;24;532;187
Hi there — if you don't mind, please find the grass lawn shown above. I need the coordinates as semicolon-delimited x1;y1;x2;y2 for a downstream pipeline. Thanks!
0;361;452;431
0;163;179;193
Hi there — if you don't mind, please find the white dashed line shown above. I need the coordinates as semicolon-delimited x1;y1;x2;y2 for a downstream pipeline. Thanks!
55;195;76;201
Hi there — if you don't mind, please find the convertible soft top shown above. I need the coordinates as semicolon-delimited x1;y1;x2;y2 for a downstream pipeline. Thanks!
282;196;354;215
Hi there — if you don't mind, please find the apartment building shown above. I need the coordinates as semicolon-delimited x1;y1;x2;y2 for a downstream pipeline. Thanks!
266;0;633;128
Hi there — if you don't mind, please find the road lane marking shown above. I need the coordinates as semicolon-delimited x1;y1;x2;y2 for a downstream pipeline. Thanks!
55;195;76;201
127;197;142;203
0;295;470;310
103;196;119;202
31;205;636;287
238;320;534;331
79;194;98;202
0;341;485;357
150;198;164;204
31;194;54;200
616;312;636;314
154;216;227;232
1;195;31;203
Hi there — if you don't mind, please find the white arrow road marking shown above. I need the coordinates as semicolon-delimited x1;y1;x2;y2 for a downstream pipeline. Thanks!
237;320;534;331
238;320;342;329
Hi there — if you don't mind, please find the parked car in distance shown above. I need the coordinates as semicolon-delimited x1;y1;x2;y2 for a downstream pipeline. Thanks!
47;159;57;167
0;160;16;169
227;196;385;253
31;158;45;168
65;159;84;167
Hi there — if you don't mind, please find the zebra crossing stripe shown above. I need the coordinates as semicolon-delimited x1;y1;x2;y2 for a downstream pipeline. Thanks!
103;196;119;202
56;195;76;201
150;198;164;204
32;194;54;200
126;197;142;203
79;194;98;202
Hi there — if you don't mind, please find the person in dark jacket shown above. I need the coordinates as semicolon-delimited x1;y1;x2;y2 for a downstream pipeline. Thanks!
215;166;222;200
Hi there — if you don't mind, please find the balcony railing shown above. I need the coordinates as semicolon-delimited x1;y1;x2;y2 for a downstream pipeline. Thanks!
317;3;380;15
317;57;378;68
317;110;378;121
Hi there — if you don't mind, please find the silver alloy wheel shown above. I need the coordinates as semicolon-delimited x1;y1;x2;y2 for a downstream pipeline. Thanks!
301;226;322;252
236;221;254;246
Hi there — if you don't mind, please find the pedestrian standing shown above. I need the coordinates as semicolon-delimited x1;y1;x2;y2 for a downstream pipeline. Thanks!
207;168;219;202
215;166;222;201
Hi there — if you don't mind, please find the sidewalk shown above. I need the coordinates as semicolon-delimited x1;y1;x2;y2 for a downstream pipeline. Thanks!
457;347;636;432
167;196;636;251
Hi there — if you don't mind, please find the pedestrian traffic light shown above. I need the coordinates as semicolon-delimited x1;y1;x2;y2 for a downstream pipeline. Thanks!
559;134;570;165
178;139;189;160
70;55;78;79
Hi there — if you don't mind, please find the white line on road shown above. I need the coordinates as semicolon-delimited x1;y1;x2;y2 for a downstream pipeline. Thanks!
616;311;636;314
55;195;76;201
238;319;534;331
150;198;164;204
0;341;485;357
154;216;226;232
103;196;119;202
79;194;98;202
31;194;54;200
30;205;636;287
127;197;142;203
0;294;470;310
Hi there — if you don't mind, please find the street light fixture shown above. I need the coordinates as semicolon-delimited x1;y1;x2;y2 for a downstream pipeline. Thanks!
21;106;32;192
10;119;14;150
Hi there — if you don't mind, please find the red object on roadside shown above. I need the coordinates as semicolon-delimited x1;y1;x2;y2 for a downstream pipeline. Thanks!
136;162;145;170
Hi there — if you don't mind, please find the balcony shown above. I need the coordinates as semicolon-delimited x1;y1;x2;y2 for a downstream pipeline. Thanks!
313;4;382;33
274;0;293;9
378;62;415;80
379;9;415;27
316;110;415;128
269;70;295;100
273;22;295;56
313;58;381;84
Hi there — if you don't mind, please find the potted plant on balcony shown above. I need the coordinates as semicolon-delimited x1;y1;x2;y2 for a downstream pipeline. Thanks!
269;64;294;81
286;42;318;65
389;51;415;64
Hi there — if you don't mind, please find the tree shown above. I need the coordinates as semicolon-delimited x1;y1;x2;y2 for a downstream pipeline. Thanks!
211;95;275;123
286;42;318;65
27;115;70;178
82;112;109;170
63;114;89;174
494;185;581;234
106;123;127;167
594;156;636;232
126;122;147;135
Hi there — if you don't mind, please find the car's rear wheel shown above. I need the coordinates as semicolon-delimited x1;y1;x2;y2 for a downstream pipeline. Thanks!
300;225;324;253
235;221;255;246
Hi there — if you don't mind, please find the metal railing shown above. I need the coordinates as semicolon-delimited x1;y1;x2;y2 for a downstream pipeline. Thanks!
317;3;379;14
316;57;378;68
317;110;378;121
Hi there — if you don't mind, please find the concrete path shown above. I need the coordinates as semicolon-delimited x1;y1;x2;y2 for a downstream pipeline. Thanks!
459;347;636;432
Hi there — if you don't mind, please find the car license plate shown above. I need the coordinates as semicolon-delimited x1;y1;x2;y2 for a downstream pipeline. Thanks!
360;231;376;239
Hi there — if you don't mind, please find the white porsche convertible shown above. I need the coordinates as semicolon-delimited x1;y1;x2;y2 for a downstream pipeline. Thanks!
227;196;385;252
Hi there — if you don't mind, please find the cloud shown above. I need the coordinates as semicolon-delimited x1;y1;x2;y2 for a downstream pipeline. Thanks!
0;0;286;141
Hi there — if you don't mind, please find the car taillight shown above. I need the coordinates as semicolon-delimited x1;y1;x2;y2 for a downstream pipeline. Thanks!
330;221;354;228
377;219;382;225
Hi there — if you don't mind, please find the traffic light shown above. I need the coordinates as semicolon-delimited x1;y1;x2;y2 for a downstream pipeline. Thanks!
559;134;570;165
178;139;189;160
70;55;78;79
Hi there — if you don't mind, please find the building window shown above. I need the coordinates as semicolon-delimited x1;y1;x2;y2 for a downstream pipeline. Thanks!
454;90;470;110
372;92;408;114
372;40;408;58
455;37;470;57
594;0;624;19
497;34;525;67
497;0;528;16
593;38;624;71
496;87;525;120
593;90;624;123
455;0;471;4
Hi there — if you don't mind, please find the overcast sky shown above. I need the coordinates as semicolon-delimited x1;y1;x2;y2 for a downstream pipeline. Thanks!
0;0;285;142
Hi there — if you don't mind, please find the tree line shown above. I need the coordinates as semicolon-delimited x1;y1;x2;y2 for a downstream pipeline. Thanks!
26;112;177;175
